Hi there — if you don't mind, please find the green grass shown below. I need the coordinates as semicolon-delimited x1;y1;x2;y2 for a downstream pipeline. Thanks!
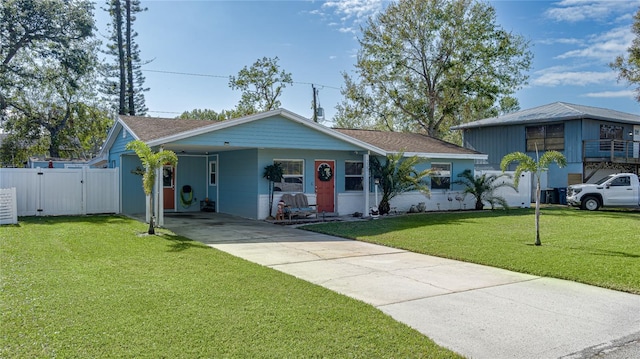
304;207;640;294
0;216;461;358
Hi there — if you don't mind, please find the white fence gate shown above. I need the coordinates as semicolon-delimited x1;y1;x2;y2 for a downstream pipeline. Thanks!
477;170;532;208
0;167;119;217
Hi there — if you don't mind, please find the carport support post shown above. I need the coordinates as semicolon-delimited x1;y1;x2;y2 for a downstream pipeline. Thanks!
156;166;164;227
363;152;370;216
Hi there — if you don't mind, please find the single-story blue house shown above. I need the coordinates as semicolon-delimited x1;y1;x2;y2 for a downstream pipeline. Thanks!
94;109;487;222
452;102;640;194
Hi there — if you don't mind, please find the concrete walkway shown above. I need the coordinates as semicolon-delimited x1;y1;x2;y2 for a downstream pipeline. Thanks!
161;212;640;359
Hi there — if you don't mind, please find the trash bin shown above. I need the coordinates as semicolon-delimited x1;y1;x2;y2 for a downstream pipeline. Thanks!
557;188;567;205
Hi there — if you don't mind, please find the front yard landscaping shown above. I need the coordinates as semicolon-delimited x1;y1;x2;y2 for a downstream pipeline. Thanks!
0;216;460;358
305;207;640;294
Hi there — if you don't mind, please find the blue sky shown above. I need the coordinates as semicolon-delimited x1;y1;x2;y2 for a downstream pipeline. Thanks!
95;0;640;123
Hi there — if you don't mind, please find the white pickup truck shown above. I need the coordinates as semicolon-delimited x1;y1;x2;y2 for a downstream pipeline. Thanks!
566;173;640;211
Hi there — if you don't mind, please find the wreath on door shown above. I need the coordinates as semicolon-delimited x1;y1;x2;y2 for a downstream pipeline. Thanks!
317;163;333;181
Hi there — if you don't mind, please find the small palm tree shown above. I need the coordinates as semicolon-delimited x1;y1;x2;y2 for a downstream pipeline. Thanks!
126;140;178;234
454;169;515;210
500;150;566;246
370;153;433;215
263;162;283;218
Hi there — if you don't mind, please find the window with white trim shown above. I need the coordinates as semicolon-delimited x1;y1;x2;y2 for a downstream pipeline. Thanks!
431;163;451;190
274;160;303;192
345;161;364;191
209;161;217;186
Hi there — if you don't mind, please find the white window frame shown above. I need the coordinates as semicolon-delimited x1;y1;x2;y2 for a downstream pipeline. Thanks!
209;161;217;186
431;162;451;190
274;159;304;192
344;160;364;191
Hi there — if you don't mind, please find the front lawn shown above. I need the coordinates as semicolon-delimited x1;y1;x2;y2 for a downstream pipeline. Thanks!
304;207;640;294
0;216;460;358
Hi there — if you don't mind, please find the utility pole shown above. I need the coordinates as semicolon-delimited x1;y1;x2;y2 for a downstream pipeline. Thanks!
312;84;318;123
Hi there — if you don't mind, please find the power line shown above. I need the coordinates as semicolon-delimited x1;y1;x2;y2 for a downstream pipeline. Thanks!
142;68;341;90
147;110;183;115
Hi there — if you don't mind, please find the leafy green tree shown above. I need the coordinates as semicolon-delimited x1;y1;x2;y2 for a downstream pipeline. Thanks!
454;169;515;210
1;0;110;160
370;153;433;215
335;0;532;138
611;9;640;101
102;0;148;116
500;151;566;246
229;56;293;114
126;140;178;234
178;108;238;121
3;34;109;159
0;0;94;116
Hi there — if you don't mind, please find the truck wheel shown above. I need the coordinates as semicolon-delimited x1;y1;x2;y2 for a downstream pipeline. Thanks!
581;196;600;211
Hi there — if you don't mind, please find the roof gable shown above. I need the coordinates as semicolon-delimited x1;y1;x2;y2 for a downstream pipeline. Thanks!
452;102;640;129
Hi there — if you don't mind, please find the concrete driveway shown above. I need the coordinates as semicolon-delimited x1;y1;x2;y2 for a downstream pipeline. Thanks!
161;212;640;359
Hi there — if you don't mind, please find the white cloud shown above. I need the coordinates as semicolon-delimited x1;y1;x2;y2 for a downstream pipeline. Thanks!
554;26;633;62
545;0;640;23
329;55;337;60
322;0;384;22
532;70;617;86
318;0;386;34
583;90;636;98
537;37;583;46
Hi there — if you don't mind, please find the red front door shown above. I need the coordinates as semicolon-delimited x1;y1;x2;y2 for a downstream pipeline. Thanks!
315;160;335;213
163;165;175;210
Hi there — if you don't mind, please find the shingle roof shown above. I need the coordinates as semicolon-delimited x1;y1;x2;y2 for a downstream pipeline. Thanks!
451;102;640;130
120;115;215;142
333;128;483;156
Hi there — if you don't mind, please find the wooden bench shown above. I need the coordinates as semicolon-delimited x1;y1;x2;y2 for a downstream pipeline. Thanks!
280;193;317;220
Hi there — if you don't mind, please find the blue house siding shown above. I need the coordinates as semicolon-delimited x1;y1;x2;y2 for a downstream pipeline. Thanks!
463;126;523;167
175;155;207;212
563;120;583;163
108;127;135;169
219;149;259;218
172;116;364;151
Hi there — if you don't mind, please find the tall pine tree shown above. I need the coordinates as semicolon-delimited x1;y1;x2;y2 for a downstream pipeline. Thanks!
103;0;148;116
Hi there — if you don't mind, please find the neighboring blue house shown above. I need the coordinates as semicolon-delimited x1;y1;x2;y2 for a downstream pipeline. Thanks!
452;102;640;195
94;109;486;221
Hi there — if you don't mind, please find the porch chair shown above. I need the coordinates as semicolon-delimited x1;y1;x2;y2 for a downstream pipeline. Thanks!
279;193;317;220
293;193;317;219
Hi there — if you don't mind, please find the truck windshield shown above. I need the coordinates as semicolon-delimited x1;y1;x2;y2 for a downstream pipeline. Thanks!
594;175;614;185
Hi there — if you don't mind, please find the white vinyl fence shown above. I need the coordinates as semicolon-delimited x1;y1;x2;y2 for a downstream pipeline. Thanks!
0;167;119;217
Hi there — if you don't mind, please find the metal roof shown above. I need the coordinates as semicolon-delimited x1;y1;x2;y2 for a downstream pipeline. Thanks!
451;102;640;130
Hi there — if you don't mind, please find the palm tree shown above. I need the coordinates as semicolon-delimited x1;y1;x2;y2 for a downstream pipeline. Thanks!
500;150;566;246
126;140;178;234
454;169;515;210
263;162;283;219
370;153;433;215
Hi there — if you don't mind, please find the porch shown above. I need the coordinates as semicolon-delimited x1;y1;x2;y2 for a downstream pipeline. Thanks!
583;139;640;165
